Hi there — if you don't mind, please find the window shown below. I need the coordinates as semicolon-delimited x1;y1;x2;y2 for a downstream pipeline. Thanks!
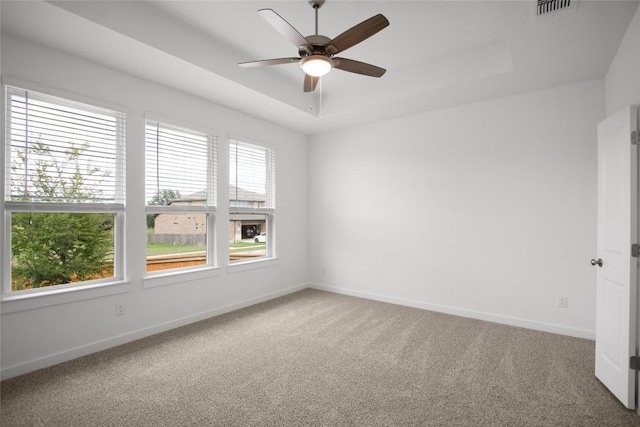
145;119;217;274
229;139;275;263
3;86;126;297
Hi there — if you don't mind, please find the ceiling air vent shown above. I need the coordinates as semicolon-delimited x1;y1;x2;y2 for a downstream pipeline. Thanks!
535;0;576;17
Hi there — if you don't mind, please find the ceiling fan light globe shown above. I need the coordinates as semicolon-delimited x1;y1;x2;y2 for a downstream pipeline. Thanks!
300;55;333;77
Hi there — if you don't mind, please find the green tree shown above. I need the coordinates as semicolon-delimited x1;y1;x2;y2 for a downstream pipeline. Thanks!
146;189;181;228
11;141;113;289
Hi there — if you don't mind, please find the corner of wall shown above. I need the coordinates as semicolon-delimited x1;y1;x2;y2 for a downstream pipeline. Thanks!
604;2;640;116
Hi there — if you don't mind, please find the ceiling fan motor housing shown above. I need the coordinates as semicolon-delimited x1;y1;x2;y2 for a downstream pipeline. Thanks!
299;35;332;57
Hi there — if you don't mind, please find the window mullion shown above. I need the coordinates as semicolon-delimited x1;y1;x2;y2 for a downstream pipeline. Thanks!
5;201;124;213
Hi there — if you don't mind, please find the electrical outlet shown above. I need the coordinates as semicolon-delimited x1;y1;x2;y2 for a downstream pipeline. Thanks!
557;297;568;309
116;303;126;316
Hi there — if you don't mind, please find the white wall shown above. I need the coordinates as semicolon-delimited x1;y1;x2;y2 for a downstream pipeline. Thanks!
605;3;640;116
0;36;309;379
309;79;604;339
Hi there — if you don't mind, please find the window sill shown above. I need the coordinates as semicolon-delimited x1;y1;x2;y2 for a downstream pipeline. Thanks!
227;257;278;274
143;266;220;289
1;280;131;315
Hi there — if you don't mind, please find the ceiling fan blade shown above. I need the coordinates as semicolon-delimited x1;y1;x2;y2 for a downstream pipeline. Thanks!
258;9;312;52
304;74;319;92
326;14;389;55
239;57;300;68
334;58;386;77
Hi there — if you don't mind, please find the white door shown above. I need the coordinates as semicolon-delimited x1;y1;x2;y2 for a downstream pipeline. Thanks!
594;105;638;409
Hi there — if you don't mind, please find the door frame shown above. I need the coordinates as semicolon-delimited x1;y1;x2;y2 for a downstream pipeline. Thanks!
636;104;640;413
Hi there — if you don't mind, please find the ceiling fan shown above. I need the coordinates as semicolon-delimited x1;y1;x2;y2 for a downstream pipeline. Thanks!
239;0;389;93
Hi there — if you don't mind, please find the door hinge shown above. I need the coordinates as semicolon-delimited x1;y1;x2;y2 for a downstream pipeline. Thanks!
632;244;640;258
632;131;638;145
631;356;640;370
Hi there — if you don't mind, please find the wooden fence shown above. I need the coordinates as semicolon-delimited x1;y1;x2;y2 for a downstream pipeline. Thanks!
147;234;205;246
146;252;206;272
146;252;261;271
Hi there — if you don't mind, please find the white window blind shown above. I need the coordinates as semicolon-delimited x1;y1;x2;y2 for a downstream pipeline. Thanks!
145;120;216;208
229;139;275;211
6;86;126;204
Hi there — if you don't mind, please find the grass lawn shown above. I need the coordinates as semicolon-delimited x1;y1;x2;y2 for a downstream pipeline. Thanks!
229;242;266;253
147;242;266;256
146;242;205;256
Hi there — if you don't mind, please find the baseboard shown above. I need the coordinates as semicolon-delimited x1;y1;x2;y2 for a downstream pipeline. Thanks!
310;283;595;340
1;283;308;380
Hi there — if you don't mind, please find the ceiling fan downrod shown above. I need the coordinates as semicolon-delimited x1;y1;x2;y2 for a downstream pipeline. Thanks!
309;0;324;36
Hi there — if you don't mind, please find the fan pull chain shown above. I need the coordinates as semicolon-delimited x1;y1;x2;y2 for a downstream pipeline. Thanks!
318;78;323;119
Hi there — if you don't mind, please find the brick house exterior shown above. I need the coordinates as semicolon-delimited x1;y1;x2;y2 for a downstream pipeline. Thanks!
152;187;266;243
153;192;207;235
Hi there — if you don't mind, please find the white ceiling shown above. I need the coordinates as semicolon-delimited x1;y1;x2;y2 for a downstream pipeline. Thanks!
1;0;638;135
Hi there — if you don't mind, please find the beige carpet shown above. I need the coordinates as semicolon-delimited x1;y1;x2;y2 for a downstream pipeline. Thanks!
1;289;638;426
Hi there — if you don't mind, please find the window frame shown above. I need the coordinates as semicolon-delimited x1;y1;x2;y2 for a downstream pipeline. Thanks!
2;83;127;300
143;117;218;284
228;137;276;266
